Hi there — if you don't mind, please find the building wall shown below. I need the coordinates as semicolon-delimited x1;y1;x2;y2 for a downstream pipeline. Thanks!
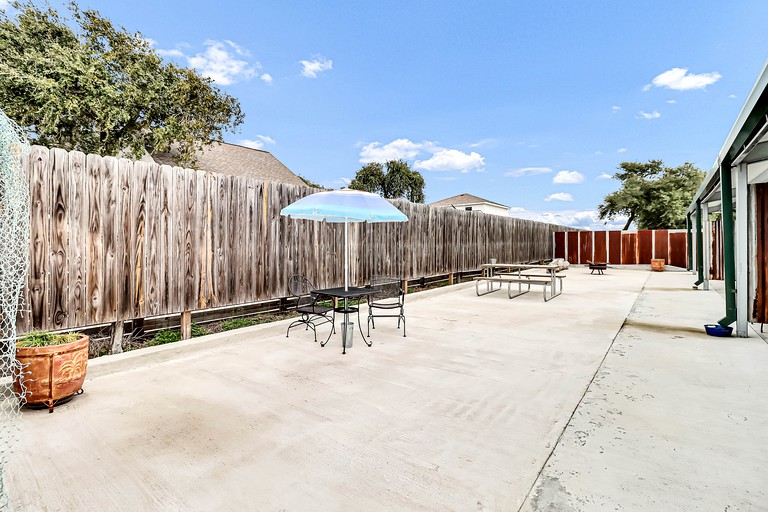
461;203;509;216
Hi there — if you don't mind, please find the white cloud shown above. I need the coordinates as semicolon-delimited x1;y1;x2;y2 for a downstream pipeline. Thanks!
508;207;628;230
611;105;621;113
187;40;257;85
597;173;613;180
157;48;185;58
728;94;736;99
239;135;276;149
646;67;721;91
594;151;604;155
468;138;498;148
300;56;333;78
359;139;436;163
637;111;661;120
617;147;627;153
159;40;259;85
666;99;677;104
358;137;484;173
505;167;553;177
552;171;584;184
223;39;250;56
413;149;485;173
260;73;273;84
545;193;574;202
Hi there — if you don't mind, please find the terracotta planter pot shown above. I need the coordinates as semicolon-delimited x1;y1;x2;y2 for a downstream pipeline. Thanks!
651;259;665;272
14;335;89;413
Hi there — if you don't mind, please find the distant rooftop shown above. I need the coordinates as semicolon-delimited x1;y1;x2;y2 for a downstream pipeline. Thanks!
152;141;306;187
430;193;509;209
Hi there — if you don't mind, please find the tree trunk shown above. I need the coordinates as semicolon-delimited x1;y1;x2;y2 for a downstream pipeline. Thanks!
622;213;635;230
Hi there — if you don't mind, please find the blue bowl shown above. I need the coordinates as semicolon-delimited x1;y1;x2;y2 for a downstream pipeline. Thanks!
704;324;733;337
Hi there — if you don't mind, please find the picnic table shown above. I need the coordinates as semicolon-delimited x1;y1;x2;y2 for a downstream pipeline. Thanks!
312;286;374;354
474;263;565;301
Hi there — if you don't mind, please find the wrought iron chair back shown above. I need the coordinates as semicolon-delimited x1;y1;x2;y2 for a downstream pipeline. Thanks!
288;275;316;308
367;275;406;337
286;274;334;342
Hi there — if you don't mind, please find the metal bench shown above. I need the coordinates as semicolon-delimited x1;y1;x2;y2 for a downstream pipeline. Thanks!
473;274;565;301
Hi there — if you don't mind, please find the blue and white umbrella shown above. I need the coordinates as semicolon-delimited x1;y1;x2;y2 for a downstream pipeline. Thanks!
280;188;408;291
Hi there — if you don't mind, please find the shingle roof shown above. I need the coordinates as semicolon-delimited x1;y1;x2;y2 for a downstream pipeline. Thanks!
152;141;306;186
430;193;509;209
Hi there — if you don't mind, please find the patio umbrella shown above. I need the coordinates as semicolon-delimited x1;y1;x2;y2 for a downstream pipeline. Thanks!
280;188;408;291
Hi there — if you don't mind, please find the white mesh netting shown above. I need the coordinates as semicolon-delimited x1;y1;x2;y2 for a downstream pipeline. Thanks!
0;110;30;510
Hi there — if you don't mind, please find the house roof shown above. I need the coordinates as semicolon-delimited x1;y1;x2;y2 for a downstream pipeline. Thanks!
430;193;509;209
152;141;306;187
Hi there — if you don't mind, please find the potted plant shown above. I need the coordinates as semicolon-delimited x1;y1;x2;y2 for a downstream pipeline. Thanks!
14;331;89;413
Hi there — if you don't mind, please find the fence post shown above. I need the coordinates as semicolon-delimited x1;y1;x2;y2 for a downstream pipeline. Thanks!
449;273;454;285
110;320;124;354
180;310;192;340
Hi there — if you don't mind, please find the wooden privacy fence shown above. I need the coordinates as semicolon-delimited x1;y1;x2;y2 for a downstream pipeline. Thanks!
19;146;572;333
553;229;688;267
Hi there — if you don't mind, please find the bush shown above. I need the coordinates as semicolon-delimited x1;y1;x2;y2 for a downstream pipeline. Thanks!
221;318;256;331
147;329;181;347
191;323;210;337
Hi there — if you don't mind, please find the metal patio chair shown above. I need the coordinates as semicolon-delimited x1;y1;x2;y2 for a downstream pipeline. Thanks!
286;275;334;342
367;276;406;337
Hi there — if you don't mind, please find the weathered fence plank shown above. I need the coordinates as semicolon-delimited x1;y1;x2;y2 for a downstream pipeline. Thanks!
101;156;119;323
50;148;69;330
28;147;50;330
171;167;185;313
145;163;161;316
183;168;198;311
116;159;133;320
85;154;105;324
20;146;574;333
67;151;87;328
131;162;148;318
158;165;174;312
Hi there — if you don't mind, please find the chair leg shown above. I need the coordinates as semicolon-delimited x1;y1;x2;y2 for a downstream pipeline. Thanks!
286;313;310;338
357;307;370;346
321;310;336;347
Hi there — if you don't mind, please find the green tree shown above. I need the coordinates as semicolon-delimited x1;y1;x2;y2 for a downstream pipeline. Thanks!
0;1;244;166
349;160;426;203
598;160;705;229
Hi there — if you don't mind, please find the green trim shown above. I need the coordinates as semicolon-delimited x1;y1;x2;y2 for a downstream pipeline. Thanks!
686;213;693;271
687;64;768;214
727;88;768;162
718;158;737;327
694;201;704;286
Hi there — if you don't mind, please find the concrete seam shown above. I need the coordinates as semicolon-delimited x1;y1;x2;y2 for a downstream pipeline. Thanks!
516;271;652;512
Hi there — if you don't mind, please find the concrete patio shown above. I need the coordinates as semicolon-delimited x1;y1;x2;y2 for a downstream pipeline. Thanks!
7;268;768;511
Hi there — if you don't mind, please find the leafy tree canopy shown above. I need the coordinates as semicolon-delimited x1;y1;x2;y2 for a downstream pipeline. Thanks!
0;1;244;165
597;160;705;230
349;160;426;203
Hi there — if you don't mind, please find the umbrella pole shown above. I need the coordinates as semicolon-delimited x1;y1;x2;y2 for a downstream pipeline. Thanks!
344;218;349;352
344;218;349;292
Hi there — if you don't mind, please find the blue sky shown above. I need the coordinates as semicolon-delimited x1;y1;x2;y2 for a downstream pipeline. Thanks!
16;1;768;228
